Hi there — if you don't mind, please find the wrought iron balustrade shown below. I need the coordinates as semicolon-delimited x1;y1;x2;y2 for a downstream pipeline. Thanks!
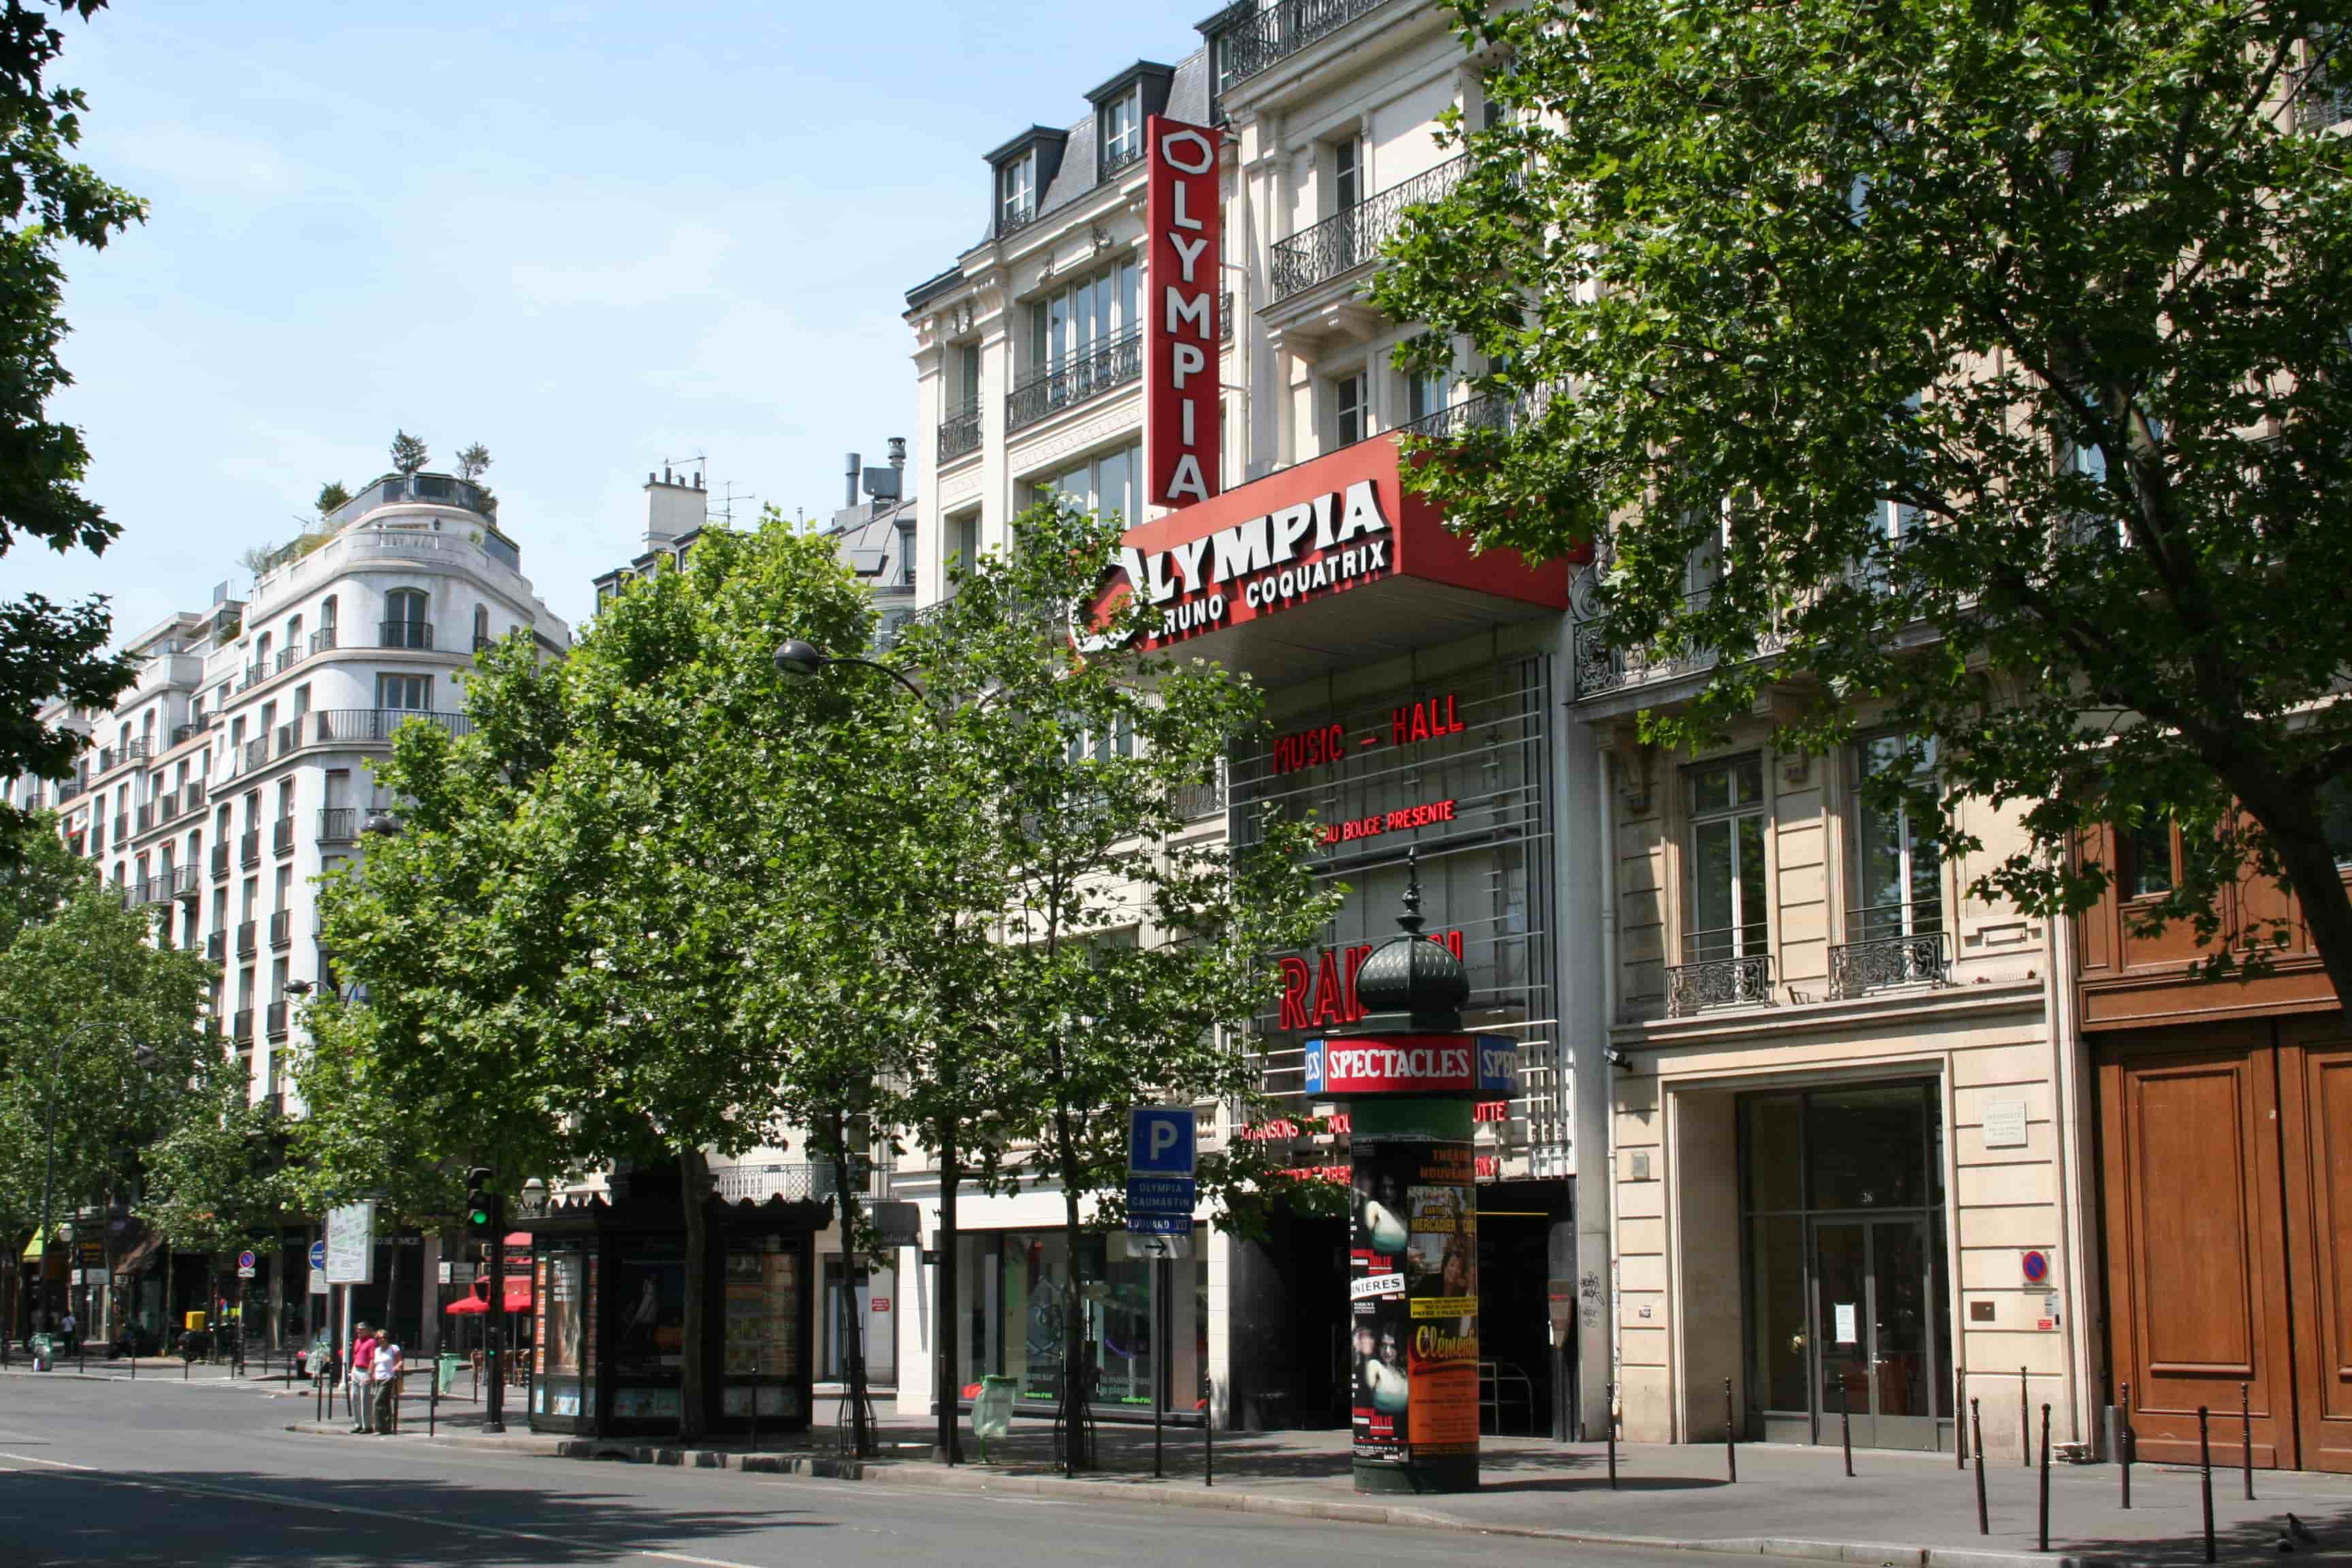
1217;0;1395;86
1172;767;1229;823
169;866;201;902
318;807;357;843
1828;926;1948;999
379;619;434;650
1006;328;1142;431
309;627;338;655
310;707;472;744
1665;939;1773;1017
1271;154;1467;301
711;1164;821;1203
938;399;982;463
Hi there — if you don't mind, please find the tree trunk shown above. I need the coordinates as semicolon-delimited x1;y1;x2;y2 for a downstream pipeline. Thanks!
935;1122;962;1465
1057;1122;1089;1476
678;1147;710;1441
2228;771;2352;1013
828;1107;875;1458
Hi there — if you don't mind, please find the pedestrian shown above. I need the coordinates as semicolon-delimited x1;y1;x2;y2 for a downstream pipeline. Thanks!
59;1308;76;1358
372;1333;402;1435
348;1322;376;1434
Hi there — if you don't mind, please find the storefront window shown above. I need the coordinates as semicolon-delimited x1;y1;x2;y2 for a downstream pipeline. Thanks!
608;1237;686;1422
953;1230;1202;1413
721;1239;801;1420
532;1245;595;1422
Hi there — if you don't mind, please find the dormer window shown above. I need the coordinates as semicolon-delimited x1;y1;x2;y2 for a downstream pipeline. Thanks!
999;152;1035;233
1101;90;1141;173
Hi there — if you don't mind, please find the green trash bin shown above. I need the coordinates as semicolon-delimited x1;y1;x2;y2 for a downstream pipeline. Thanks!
436;1352;461;1394
970;1373;1017;1462
28;1333;52;1371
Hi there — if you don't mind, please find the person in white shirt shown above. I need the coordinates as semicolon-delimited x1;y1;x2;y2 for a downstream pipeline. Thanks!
372;1335;402;1435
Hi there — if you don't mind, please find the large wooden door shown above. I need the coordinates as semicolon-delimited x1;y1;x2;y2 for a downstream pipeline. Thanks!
2099;1031;2298;1467
2282;1024;2352;1472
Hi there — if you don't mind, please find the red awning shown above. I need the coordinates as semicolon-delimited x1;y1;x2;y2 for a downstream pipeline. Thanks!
444;1284;532;1315
503;1231;531;1249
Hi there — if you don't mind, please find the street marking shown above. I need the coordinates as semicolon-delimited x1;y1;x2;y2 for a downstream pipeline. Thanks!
0;1451;774;1568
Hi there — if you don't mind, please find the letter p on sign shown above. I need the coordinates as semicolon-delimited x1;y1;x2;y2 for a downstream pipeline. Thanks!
1130;1106;1197;1176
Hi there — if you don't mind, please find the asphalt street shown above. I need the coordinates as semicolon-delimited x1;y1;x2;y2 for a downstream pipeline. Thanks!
0;1372;1696;1567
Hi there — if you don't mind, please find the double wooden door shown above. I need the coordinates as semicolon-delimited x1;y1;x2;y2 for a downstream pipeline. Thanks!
2099;1017;2352;1471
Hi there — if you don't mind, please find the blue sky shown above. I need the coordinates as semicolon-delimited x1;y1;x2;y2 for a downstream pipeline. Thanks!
10;0;1214;640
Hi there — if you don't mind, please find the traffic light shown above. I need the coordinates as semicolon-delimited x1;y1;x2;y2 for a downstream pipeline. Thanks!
464;1167;493;1239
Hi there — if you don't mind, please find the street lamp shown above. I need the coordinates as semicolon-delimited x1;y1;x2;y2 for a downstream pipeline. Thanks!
772;638;934;710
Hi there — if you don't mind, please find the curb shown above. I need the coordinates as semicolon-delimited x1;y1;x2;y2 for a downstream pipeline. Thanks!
278;1420;2100;1566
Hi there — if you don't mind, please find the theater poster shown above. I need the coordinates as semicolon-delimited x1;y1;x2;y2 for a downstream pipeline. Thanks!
1351;1139;1478;1465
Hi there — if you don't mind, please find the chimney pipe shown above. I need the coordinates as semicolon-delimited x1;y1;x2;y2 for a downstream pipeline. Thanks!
844;452;862;509
887;437;906;470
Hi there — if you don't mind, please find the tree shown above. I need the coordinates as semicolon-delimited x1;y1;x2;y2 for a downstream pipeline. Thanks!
140;1043;290;1346
315;480;351;516
1376;0;2352;999
883;501;1333;1467
454;443;491;482
0;0;147;863
387;429;427;476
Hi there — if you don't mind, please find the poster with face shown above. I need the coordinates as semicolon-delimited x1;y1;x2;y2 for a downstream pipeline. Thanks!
1350;1141;1415;1463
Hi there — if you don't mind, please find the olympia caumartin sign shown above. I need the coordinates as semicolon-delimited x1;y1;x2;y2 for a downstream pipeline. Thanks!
1146;115;1222;510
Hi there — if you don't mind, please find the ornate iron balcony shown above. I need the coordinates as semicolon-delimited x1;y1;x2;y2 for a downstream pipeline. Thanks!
318;807;357;843
1271;154;1467;301
235;919;258;958
309;627;338;655
310;708;472;744
1828;928;1949;999
1217;0;1396;88
1665;951;1773;1017
938;398;982;463
1006;328;1142;432
380;619;434;650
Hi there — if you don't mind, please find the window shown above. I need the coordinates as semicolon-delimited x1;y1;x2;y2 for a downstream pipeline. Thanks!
1033;444;1140;527
998;152;1035;231
1333;135;1362;214
1333;370;1368;448
319;595;338;632
474;604;491;650
383;588;429;649
1686;757;1768;963
949;510;981;577
377;673;431;711
1851;736;1941;943
1405;361;1452;426
955;342;982;414
1029;261;1141;375
2323;776;2352;868
1101;90;1141;171
2125;818;2174;898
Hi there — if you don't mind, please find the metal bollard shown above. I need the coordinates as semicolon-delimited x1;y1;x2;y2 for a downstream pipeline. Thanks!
1955;1367;1967;1469
1971;1398;1989;1536
1723;1377;1736;1484
1606;1380;1618;1490
2020;1366;2030;1469
316;1373;324;1424
1204;1392;1213;1488
2198;1405;2215;1565
429;1375;438;1439
1839;1365;1854;1477
2038;1403;2051;1553
2242;1382;2254;1501
2120;1381;2132;1509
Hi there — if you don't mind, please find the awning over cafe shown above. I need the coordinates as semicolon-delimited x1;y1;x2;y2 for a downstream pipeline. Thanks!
446;1284;532;1315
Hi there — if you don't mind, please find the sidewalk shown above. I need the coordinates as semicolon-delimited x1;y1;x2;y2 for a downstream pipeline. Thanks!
281;1408;2352;1566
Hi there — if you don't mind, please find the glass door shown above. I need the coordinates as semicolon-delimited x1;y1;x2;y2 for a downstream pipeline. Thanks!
1810;1216;1941;1450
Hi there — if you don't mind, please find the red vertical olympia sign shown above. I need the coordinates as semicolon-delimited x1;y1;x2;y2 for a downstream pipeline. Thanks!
1145;115;1222;510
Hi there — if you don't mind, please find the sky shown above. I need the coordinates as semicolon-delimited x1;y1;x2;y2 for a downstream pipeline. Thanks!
8;0;1215;641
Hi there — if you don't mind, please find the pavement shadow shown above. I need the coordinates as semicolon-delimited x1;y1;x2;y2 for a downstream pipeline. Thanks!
0;1467;826;1565
2052;1502;2352;1566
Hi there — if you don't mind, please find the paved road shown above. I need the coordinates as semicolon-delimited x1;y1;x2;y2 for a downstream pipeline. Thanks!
0;1373;1691;1567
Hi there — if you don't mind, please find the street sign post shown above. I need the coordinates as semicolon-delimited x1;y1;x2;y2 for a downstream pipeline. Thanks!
1128;1107;1199;1478
325;1204;375;1286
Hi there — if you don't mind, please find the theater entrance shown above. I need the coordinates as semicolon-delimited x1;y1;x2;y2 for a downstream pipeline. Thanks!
1742;1082;1954;1452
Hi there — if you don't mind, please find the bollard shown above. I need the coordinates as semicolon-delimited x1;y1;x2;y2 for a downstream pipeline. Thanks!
2198;1405;2216;1564
2038;1403;2051;1553
749;1360;760;1456
2242;1382;2254;1501
1956;1367;1967;1469
1971;1398;1989;1536
2120;1381;2132;1509
1204;1392;1213;1488
2020;1366;2031;1469
429;1375;438;1439
316;1373;324;1425
129;1349;135;1381
1606;1380;1618;1490
1723;1377;1737;1484
182;1352;188;1383
1839;1364;1853;1477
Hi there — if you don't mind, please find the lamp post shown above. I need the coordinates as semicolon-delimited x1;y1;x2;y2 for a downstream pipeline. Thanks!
774;636;962;1464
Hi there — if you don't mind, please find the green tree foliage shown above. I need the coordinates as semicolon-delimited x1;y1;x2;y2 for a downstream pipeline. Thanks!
387;429;427;476
139;1043;291;1297
0;1;148;862
454;443;490;482
315;480;352;517
1375;0;2352;1000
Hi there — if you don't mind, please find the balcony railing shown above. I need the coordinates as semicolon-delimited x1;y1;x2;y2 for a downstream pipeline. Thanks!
135;802;158;834
309;627;338;655
276;647;302;674
1217;0;1394;87
265;1000;289;1038
187;777;206;811
380;619;434;650
269;910;292;949
1665;934;1772;1017
1569;578;1793;702
205;930;226;964
318;807;357;843
938;398;982;463
276;722;299;757
156;789;180;823
243;662;266;691
235;919;258;958
995;200;1036;240
1173;768;1229;822
112;811;127;843
1271;154;1467;301
170;723;202;748
240;829;261;868
272;816;295;856
1828;925;1949;999
1007;328;1142;432
310;708;472;745
243;738;268;772
170;866;201;902
210;844;230;880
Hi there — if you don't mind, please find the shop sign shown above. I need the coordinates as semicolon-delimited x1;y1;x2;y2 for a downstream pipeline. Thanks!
1145;115;1222;509
1318;797;1457;846
1351;1139;1479;1467
1277;929;1464;1031
1303;1033;1518;1098
1273;693;1467;777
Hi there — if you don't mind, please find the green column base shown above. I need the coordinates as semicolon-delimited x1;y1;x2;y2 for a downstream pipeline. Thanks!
1353;1454;1480;1494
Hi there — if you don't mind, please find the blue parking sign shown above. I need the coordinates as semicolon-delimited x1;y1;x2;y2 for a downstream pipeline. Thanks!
1129;1106;1196;1175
